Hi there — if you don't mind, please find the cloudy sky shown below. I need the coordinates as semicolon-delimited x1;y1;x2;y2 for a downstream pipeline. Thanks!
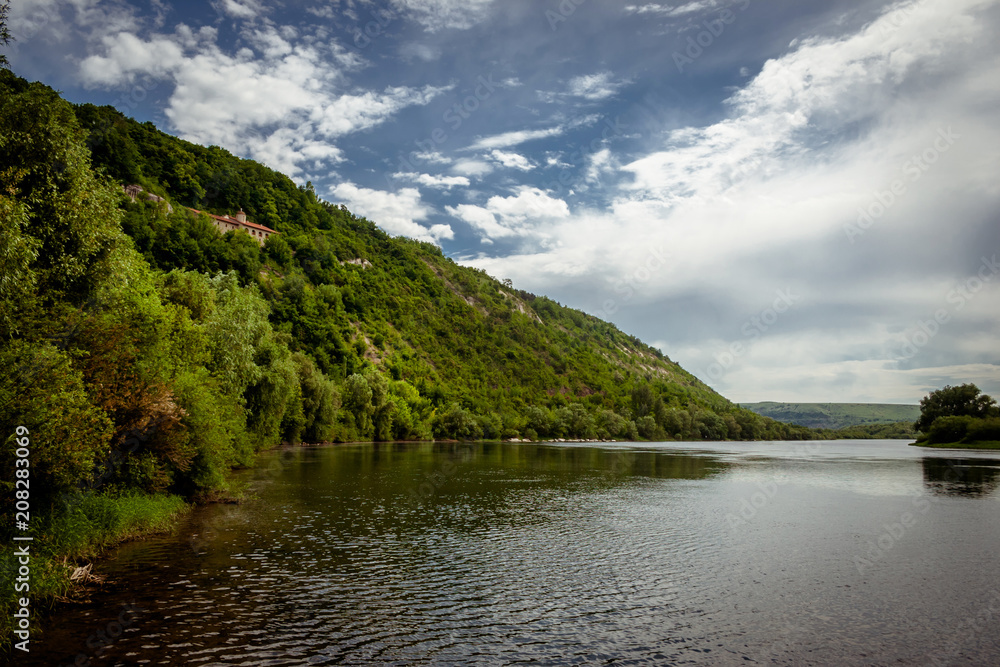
7;0;1000;403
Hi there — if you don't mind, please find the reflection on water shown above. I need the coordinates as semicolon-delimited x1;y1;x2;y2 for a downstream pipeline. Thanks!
21;441;1000;666
922;457;1000;496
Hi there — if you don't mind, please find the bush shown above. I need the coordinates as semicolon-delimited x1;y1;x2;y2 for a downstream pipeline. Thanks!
965;417;1000;443
925;416;975;444
432;403;483;440
0;341;113;505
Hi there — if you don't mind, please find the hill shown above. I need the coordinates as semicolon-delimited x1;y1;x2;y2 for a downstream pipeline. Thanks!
741;402;920;430
1;67;829;515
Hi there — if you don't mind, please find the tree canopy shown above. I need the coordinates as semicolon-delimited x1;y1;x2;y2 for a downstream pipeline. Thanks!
0;2;11;69
915;384;998;433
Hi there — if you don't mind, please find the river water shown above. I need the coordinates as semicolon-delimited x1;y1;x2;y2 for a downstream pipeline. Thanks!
22;440;1000;666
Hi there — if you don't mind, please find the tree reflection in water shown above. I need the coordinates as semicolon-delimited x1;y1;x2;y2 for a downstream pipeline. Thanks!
922;457;1000;497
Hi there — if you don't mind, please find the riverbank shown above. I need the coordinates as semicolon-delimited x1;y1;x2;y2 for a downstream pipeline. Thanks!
1;492;188;651
910;440;1000;450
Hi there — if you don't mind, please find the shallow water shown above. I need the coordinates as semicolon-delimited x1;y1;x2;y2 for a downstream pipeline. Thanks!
22;440;1000;666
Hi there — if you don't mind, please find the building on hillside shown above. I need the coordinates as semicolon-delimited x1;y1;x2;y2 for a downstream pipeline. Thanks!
123;184;173;214
189;207;278;246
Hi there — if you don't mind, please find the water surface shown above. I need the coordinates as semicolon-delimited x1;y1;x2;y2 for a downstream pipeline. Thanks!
25;440;1000;666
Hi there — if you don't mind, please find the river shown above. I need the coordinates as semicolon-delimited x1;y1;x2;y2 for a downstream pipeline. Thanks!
23;440;1000;666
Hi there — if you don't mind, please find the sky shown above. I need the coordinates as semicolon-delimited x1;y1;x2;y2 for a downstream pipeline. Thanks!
6;0;1000;404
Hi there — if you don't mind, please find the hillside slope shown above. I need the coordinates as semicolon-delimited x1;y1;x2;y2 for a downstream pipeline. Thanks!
67;82;810;443
741;402;920;430
1;69;818;518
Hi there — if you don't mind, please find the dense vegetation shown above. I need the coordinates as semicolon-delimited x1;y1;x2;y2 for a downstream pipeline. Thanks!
742;401;920;433
912;384;1000;448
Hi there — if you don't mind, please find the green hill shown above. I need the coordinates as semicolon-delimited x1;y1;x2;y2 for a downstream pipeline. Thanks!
741;402;920;430
1;67;829;513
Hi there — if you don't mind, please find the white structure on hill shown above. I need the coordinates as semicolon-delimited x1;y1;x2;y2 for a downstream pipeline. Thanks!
190;207;278;246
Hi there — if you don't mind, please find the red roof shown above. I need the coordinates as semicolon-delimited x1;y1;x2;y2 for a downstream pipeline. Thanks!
188;208;277;234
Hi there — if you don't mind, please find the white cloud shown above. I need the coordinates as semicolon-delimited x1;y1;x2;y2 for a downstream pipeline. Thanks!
428;224;456;240
489;150;534;171
79;31;184;85
447;187;570;242
315;84;451;137
447;204;514;239
76;24;445;180
331;183;452;242
10;0;141;59
584;147;615;183
624;1;723;17
305;5;335;19
414;150;452;165
214;0;265;20
466;126;566;151
392;172;471;188
251;127;344;179
567;71;627;101
390;0;495;31
451;158;494;177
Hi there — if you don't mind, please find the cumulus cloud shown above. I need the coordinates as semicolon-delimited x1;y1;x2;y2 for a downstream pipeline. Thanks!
332;183;454;242
447;187;569;242
414;150;452;165
79;31;185;84
9;0;141;55
315;85;452;137
213;0;265;20
451;158;494;177
76;23;446;180
489;150;534;171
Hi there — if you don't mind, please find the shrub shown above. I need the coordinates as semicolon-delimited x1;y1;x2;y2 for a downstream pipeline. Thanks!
925;416;975;444
965;417;1000;443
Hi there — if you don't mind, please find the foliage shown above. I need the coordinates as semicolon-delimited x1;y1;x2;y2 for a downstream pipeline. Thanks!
0;490;186;648
0;341;113;503
915;384;998;433
0;1;10;69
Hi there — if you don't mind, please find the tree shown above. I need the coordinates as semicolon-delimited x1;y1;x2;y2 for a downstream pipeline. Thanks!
0;1;11;69
915;384;998;433
343;373;374;438
2;76;148;311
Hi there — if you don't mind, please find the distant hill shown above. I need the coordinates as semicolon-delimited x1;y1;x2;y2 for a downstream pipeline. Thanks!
741;402;920;430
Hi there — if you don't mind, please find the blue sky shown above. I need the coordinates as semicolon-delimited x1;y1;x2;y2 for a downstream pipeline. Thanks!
7;0;1000;403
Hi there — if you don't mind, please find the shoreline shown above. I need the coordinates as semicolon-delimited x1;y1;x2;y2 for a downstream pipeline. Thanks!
910;440;1000;450
1;493;189;652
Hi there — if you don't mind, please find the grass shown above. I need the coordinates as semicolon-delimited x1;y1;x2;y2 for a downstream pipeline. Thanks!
1;491;188;651
910;440;1000;450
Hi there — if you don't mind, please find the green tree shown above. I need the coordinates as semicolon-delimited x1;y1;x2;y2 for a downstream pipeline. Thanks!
0;77;131;303
0;1;11;69
0;176;40;336
0;342;113;503
915;384;998;433
343;373;374;438
293;353;339;442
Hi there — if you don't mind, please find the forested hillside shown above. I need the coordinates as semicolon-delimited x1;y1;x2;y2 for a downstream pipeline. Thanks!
0;68;820;516
742;402;920;431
